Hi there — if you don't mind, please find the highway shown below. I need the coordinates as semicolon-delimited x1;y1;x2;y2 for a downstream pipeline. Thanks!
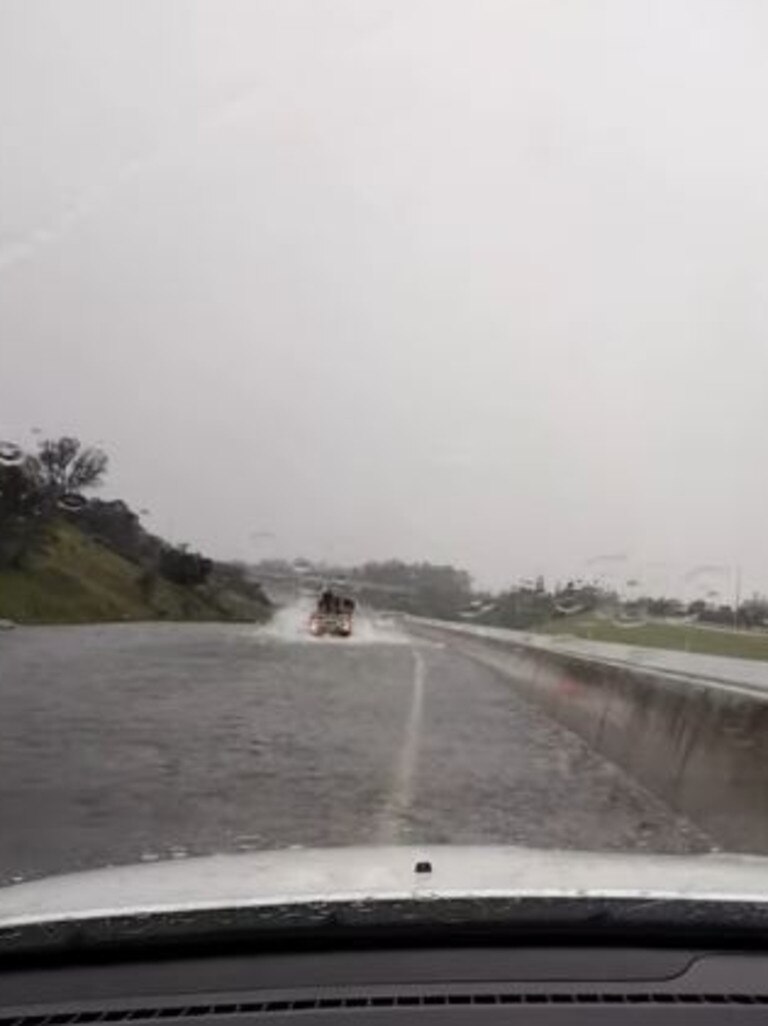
0;612;709;886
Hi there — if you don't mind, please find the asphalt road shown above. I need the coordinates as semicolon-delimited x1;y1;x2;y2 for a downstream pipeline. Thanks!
0;612;708;885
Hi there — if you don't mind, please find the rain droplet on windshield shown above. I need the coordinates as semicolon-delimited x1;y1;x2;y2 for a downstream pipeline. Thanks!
0;441;24;467
58;493;88;512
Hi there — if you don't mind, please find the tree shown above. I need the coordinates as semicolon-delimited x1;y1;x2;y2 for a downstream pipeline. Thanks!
0;457;43;519
0;436;109;569
646;597;683;617
158;544;213;587
348;560;472;617
75;499;152;564
0;457;46;568
35;437;108;497
739;596;768;629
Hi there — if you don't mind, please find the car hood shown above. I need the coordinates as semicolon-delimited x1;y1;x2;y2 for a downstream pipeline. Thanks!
2;845;768;930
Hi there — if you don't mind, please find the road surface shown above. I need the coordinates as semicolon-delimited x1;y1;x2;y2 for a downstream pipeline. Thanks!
0;614;708;886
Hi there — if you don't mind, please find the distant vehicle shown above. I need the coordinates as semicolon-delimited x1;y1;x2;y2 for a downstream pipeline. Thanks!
309;610;353;638
310;589;355;638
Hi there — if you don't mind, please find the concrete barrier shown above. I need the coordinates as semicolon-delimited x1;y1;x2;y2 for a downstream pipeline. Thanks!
408;619;768;853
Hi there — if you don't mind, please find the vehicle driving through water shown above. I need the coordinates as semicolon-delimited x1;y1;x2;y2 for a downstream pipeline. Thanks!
309;587;356;637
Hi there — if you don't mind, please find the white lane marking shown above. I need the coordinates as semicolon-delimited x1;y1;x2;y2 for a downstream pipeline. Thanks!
376;648;427;843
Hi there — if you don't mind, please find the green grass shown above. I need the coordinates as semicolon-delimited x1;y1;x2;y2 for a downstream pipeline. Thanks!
537;616;768;662
0;522;269;625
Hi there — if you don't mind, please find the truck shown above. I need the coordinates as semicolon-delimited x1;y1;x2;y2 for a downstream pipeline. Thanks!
309;591;355;638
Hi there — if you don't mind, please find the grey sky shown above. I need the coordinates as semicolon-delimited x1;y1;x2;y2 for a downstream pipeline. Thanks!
2;0;767;592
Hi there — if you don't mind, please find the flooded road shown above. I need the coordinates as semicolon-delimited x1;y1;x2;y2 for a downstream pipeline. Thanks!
0;616;707;885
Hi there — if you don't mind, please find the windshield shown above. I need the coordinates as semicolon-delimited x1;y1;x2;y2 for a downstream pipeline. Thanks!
1;0;767;899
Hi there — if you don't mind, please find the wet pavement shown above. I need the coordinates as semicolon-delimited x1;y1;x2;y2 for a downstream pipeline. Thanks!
0;614;708;885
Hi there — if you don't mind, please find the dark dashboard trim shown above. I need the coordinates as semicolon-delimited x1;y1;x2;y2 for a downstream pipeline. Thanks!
4;897;768;967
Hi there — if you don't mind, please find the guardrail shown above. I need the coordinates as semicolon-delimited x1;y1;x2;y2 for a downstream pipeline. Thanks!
407;618;768;853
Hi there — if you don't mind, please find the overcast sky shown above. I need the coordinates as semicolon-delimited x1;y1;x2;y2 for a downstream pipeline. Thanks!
2;0;767;593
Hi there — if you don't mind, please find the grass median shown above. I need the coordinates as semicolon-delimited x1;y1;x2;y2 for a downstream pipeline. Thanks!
538;616;768;662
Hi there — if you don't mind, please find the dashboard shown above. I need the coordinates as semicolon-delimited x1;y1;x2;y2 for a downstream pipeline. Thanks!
2;945;768;1025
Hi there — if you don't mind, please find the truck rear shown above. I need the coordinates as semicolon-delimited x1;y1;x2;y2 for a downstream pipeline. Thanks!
309;610;353;638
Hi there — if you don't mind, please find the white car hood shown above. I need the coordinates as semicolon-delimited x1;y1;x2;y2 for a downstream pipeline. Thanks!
1;845;768;929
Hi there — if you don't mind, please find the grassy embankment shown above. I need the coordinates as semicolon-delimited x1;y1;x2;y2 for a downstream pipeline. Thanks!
536;615;768;662
0;522;270;625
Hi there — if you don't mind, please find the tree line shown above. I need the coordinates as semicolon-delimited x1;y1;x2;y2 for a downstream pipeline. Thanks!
253;556;768;631
471;581;768;631
254;557;473;619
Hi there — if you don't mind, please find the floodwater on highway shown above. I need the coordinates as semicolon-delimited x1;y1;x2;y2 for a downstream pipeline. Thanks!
0;612;709;885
